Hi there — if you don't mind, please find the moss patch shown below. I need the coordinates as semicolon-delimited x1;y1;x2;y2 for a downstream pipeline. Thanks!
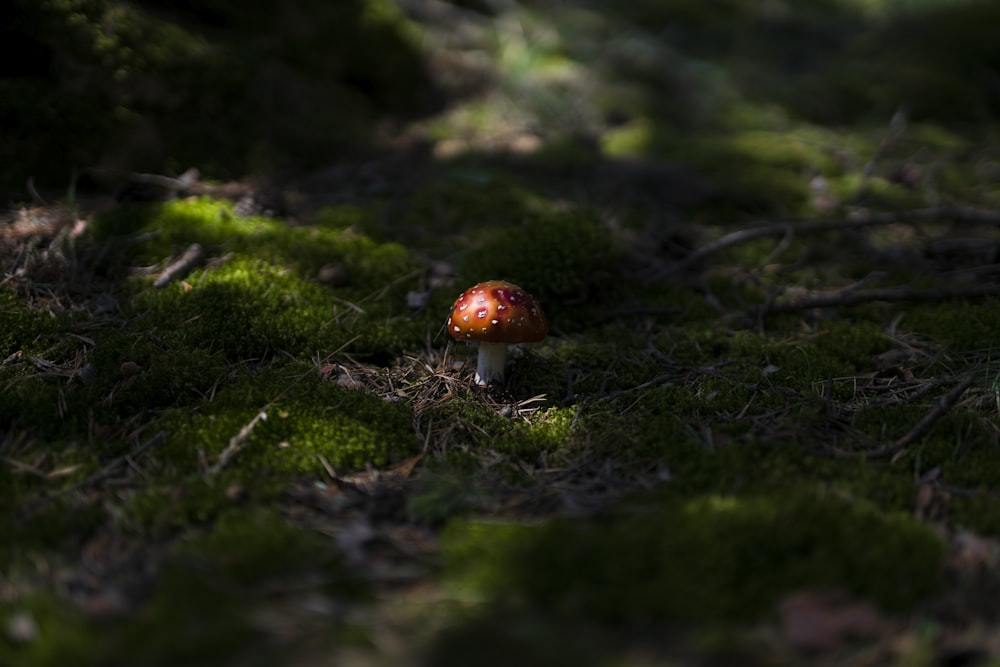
158;363;417;476
0;288;57;359
458;209;622;330
92;199;427;359
443;491;945;623
0;508;363;667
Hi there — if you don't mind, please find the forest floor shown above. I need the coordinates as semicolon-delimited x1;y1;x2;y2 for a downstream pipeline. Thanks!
4;1;1000;666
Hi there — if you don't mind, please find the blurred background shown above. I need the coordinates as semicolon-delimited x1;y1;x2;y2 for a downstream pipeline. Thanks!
4;0;999;216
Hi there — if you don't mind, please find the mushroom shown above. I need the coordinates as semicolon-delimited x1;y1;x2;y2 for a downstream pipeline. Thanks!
447;280;548;386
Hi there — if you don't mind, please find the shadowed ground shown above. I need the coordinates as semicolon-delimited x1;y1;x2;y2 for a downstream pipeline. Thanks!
3;1;1000;665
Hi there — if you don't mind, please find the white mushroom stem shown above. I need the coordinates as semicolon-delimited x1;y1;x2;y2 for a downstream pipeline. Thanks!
474;342;508;386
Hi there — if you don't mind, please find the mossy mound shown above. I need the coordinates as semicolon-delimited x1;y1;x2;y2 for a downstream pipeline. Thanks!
443;491;945;623
91;198;426;358
459;209;622;331
94;199;415;289
158;363;418;476
137;256;340;359
0;508;363;667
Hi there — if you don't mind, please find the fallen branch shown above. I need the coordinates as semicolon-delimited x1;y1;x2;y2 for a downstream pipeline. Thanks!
863;376;975;460
207;411;268;476
154;243;204;288
853;106;908;202
675;207;1000;271
129;167;201;193
754;283;1000;316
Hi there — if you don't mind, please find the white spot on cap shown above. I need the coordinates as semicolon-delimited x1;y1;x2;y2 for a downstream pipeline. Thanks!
453;325;460;333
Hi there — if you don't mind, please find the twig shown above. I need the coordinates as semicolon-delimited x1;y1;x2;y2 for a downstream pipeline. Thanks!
592;373;677;403
674;207;1000;271
854;105;908;201
864;376;974;460
129;168;200;193
26;177;46;205
754;284;1000;316
154;243;204;288
207;411;268;476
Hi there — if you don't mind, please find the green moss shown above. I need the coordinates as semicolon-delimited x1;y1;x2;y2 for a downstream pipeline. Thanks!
399;177;550;242
91;341;228;413
853;176;927;210
951;493;1000;536
2;500;105;568
580;387;695;461
755;320;891;382
502;406;577;455
0;372;67;434
641;321;889;404
93;199;426;359
0;288;56;359
601;118;654;157
459;209;621;330
124;473;285;531
94;199;415;292
92;199;263;259
0;360;132;448
508;336;655;401
170;507;341;584
427;398;577;466
0;595;104;667
136;256;336;359
133;255;420;360
443;491;945;623
904;301;1000;355
120;508;360;666
407;472;478;524
159;363;416;476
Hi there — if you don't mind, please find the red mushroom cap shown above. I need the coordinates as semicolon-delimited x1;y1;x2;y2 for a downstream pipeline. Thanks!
447;280;548;344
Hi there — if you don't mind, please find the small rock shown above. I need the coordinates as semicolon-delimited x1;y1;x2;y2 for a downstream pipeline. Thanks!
5;611;38;643
317;263;348;285
77;362;98;385
95;293;119;315
406;291;429;309
120;361;143;378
